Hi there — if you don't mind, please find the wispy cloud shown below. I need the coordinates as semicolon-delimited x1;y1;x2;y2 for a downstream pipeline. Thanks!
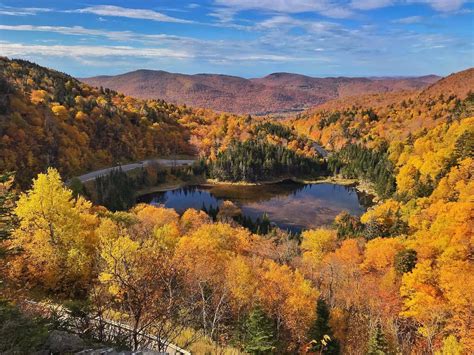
409;0;468;12
213;0;469;17
0;24;133;40
0;5;52;16
1;42;193;59
350;0;394;10
392;15;424;24
0;40;314;66
74;5;194;24
0;24;204;45
212;0;354;18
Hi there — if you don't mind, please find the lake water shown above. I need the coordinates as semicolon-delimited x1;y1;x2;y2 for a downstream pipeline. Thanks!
137;181;370;233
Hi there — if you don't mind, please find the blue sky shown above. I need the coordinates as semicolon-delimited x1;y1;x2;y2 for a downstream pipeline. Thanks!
0;0;473;77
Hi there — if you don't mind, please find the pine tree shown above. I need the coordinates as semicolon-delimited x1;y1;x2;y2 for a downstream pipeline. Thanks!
308;299;339;354
243;305;276;354
0;172;17;257
367;323;389;355
394;249;417;275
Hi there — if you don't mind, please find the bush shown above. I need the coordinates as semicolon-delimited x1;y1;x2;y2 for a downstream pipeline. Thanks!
0;300;49;352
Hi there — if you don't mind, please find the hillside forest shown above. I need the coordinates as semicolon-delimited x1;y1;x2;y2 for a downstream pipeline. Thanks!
0;58;473;354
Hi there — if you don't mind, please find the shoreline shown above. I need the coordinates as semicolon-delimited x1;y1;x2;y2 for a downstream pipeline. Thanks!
136;175;379;202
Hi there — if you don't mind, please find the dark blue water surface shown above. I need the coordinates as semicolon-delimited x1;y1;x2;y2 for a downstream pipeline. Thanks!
138;181;369;233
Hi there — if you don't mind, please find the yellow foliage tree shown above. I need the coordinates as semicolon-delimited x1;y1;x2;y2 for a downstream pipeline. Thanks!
11;168;98;291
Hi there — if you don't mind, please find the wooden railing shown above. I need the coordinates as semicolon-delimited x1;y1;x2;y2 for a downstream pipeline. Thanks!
23;300;191;355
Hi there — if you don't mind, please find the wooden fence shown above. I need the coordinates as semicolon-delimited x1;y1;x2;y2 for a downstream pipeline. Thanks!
23;300;191;355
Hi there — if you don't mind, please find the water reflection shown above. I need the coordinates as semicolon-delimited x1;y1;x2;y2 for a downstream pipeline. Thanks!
137;181;369;233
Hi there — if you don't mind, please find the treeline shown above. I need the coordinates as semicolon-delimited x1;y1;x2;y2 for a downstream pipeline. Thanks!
207;140;326;182
328;143;396;198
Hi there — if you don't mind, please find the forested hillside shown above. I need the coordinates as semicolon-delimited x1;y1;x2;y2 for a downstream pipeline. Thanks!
0;58;194;187
0;58;472;354
292;68;474;150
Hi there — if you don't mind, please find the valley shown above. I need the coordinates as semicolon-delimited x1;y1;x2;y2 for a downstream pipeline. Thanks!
1;57;473;354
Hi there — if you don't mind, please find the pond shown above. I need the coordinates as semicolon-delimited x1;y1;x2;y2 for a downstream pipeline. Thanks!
137;181;371;233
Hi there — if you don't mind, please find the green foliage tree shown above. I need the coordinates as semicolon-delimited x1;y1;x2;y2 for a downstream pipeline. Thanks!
0;300;50;352
308;299;340;354
328;144;396;198
95;168;136;211
69;177;86;199
243;305;276;354
367;323;390;355
0;172;17;257
334;211;364;240
453;131;474;160
208;139;324;182
394;249;417;275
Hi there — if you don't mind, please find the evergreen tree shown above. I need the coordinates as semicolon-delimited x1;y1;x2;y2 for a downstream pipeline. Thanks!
208;139;323;182
394;249;417;275
367;323;389;355
308;299;339;354
243;305;276;354
334;211;364;240
453;131;474;159
327;144;396;198
0;172;17;257
69;177;86;199
95;167;136;211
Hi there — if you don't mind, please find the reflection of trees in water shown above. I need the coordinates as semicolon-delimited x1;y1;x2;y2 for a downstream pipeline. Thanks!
137;182;369;234
139;192;166;205
179;185;200;196
206;179;306;204
355;190;374;209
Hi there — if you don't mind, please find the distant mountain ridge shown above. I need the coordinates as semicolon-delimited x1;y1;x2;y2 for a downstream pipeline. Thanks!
81;70;441;115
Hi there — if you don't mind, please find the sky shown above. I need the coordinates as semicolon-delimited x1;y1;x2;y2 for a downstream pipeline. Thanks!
0;0;473;78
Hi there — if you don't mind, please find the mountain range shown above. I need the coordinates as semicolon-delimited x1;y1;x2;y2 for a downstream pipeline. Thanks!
81;70;440;115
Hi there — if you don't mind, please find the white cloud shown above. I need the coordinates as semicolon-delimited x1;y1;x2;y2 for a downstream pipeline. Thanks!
350;0;468;11
0;6;52;16
75;5;193;23
209;8;237;23
213;0;354;18
0;25;133;40
1;42;193;59
350;0;394;10
409;0;467;12
213;0;468;17
0;24;200;44
392;15;423;23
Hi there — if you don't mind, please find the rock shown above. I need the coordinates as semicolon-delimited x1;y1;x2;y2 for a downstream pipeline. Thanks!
44;330;86;353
